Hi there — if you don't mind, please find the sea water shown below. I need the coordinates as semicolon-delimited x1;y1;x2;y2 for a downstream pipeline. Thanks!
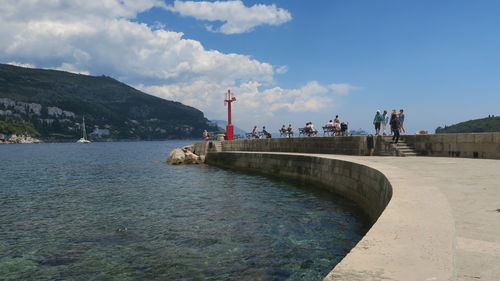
0;141;368;281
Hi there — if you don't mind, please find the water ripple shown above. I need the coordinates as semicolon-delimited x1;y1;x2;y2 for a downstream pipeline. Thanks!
0;141;368;280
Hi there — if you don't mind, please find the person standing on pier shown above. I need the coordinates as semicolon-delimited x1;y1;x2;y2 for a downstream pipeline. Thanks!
382;110;389;135
399;109;406;134
373;110;383;135
390;110;400;144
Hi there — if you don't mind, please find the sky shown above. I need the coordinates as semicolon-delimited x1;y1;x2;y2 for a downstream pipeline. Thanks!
1;0;500;134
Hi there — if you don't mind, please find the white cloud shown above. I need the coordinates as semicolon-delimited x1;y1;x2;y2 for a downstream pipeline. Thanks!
329;83;360;95
275;65;288;74
0;0;166;21
0;2;274;85
166;0;292;34
0;0;357;132
137;80;349;130
6;61;34;68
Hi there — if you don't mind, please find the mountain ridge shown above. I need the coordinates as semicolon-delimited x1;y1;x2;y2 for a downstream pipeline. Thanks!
435;115;500;134
0;63;217;141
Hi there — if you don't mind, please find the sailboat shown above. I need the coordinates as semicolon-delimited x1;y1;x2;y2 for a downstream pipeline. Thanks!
76;116;91;143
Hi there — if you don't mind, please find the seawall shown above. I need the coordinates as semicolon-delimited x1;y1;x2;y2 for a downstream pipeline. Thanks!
206;152;391;224
220;136;368;155
218;132;500;159
404;132;500;159
206;152;457;281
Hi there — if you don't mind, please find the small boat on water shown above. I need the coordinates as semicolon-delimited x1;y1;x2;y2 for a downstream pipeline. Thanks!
76;116;91;143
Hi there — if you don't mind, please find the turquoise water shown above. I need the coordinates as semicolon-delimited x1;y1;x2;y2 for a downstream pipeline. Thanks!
0;141;368;281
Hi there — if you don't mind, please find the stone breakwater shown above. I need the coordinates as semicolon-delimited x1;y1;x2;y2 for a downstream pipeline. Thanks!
167;141;220;165
167;136;500;280
206;152;456;281
167;145;205;165
0;134;42;144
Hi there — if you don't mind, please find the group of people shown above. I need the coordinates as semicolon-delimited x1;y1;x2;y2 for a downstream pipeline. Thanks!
303;122;318;136
324;115;348;136
254;116;348;139
204;110;405;141
251;125;272;138
373;109;406;143
280;124;294;137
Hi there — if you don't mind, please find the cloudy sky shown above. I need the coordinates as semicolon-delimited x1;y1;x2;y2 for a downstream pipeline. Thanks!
1;0;500;134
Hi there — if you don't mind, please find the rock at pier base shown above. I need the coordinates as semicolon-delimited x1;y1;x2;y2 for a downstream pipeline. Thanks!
167;148;186;165
167;146;204;165
184;151;200;164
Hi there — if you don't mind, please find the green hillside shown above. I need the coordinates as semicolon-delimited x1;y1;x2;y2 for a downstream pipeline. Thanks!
0;63;217;140
435;115;500;133
0;117;39;137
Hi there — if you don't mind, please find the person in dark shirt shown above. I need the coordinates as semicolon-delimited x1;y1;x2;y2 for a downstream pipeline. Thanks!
262;126;272;138
390;110;400;144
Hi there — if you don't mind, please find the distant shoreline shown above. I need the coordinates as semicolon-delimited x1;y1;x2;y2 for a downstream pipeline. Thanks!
0;137;201;144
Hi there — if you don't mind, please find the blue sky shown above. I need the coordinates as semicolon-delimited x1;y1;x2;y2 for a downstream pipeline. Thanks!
1;0;499;134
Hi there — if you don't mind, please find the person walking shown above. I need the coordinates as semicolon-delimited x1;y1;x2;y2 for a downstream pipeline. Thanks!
390;110;400;144
373;110;383;135
399;109;406;134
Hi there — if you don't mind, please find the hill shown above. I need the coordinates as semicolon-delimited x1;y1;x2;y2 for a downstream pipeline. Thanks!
0;63;218;141
435;115;500;134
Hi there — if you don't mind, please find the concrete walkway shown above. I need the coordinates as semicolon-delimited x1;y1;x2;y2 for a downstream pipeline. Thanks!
207;150;500;280
310;154;500;281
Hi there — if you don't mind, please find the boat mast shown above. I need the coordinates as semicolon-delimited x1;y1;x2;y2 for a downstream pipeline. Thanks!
82;116;87;139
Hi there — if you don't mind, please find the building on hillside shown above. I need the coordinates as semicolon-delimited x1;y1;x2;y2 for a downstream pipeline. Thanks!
63;110;75;118
90;127;110;138
13;105;27;114
47;107;63;117
0;98;16;108
16;102;43;115
40;119;55;125
27;103;42;115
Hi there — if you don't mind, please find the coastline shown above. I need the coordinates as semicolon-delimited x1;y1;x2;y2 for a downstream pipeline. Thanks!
0;134;42;144
0;137;203;144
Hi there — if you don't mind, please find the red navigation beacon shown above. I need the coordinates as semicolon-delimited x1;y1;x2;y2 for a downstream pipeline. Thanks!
224;89;237;140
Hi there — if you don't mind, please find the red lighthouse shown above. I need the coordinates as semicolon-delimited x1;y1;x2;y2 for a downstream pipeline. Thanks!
224;89;236;140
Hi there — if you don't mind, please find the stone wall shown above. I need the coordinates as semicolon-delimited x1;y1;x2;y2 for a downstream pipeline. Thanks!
403;132;500;159
221;136;369;156
205;152;456;280
216;133;500;159
206;152;392;224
